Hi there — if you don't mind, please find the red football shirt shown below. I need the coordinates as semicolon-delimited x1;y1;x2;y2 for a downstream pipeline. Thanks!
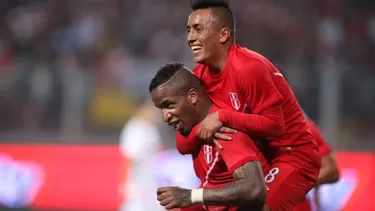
306;119;331;156
187;44;318;166
192;105;268;211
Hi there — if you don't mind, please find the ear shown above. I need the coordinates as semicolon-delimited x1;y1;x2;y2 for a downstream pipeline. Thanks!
220;27;230;43
187;88;198;105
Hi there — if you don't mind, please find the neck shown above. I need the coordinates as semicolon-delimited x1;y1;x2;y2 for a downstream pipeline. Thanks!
207;43;233;74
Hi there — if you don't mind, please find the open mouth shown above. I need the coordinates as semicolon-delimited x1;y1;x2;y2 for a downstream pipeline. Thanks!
170;121;181;131
191;45;202;53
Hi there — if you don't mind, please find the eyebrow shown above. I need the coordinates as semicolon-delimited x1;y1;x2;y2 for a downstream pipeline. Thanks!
160;99;170;106
187;23;201;29
156;98;173;109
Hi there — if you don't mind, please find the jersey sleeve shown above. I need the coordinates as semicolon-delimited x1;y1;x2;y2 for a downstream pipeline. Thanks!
218;104;285;137
175;124;201;155
307;119;332;156
218;132;265;174
239;59;283;114
217;59;286;138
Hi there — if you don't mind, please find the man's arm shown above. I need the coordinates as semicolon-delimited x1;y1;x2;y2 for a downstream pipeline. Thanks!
200;132;268;207
177;125;235;154
156;132;269;210
218;60;285;138
202;161;267;207
316;152;339;185
175;126;200;155
218;104;284;137
307;119;339;185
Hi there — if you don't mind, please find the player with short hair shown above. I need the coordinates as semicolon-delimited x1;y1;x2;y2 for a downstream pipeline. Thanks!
149;62;270;211
176;0;321;210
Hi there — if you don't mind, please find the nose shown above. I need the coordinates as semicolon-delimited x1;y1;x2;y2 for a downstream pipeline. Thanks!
187;31;196;46
162;109;172;123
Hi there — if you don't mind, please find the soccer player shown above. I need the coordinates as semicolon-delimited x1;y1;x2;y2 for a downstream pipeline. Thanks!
176;0;321;210
293;117;340;211
119;101;163;211
149;62;269;211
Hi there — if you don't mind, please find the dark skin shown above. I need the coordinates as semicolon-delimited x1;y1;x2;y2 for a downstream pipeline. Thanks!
156;162;268;210
202;161;267;207
317;152;339;185
187;8;239;142
151;70;269;211
314;152;340;208
152;70;235;148
151;70;212;137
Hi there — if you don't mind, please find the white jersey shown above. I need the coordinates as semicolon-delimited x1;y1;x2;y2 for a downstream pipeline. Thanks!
153;149;200;189
119;119;162;211
119;108;200;211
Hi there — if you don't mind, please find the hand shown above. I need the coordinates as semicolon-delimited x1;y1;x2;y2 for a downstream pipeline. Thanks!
198;111;223;141
157;186;192;210
199;112;237;149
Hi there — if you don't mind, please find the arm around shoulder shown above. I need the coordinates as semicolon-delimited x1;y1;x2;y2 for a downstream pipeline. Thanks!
175;126;201;155
217;60;285;137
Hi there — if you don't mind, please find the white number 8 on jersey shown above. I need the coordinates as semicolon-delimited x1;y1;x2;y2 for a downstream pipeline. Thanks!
265;167;280;183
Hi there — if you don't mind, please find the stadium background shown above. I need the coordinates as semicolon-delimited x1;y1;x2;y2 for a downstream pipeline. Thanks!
0;0;374;211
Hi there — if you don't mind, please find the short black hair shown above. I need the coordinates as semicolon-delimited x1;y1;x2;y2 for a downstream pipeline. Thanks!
191;0;235;40
191;0;229;9
149;61;203;95
149;62;184;92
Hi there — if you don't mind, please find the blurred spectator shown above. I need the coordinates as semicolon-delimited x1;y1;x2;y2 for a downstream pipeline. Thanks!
119;100;162;211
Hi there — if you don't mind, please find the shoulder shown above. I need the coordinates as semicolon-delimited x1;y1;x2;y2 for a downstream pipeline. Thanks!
231;45;276;78
192;64;206;76
218;131;263;162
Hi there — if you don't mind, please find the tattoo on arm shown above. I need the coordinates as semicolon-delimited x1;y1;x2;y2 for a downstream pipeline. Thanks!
202;161;267;207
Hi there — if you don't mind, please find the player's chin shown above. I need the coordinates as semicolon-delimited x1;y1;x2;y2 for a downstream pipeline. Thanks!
192;53;205;63
193;56;205;64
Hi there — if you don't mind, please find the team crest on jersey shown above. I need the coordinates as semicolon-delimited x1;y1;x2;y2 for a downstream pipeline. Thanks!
203;145;213;164
229;92;241;111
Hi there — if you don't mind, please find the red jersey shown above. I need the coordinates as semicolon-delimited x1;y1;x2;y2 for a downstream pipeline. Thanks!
192;105;268;211
192;44;318;166
307;119;331;156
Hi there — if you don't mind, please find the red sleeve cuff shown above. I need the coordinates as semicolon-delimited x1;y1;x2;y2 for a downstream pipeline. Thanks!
319;145;332;156
226;156;258;174
218;109;231;125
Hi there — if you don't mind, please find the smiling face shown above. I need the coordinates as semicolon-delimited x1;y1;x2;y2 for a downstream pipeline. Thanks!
187;8;223;64
151;84;199;135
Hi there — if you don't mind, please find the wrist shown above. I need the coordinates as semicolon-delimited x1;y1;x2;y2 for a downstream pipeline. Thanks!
191;188;204;204
218;109;229;124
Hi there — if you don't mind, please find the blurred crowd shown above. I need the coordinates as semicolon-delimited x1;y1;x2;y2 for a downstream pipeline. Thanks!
0;0;374;149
